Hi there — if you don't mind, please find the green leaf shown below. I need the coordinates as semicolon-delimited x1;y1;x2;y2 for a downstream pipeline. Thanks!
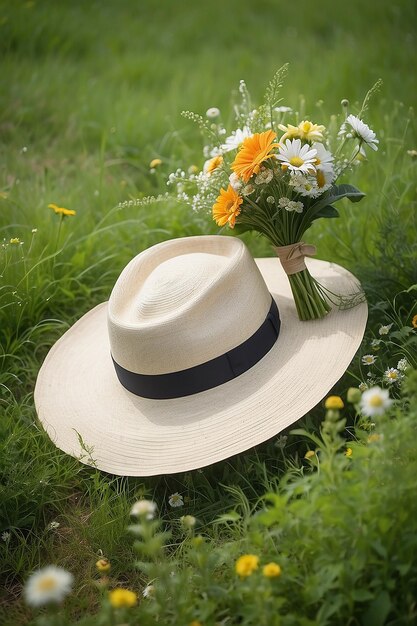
362;591;391;626
308;184;365;217
312;205;340;219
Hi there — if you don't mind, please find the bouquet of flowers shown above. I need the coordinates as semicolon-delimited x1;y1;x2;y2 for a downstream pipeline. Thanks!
166;66;380;321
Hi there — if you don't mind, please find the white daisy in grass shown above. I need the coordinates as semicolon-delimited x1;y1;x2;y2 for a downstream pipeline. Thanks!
378;323;393;335
168;492;184;508
221;126;252;153
362;354;377;366
384;368;402;384
130;499;157;520
360;386;392;417
288;172;332;198
24;566;73;607
397;358;409;372
276;139;317;174
341;115;379;151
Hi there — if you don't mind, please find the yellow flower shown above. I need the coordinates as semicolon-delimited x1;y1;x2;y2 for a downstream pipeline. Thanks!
297;120;326;142
235;554;259;577
48;203;76;217
108;588;137;608
149;158;162;168
412;314;417;329
10;237;20;244
345;447;353;457
212;185;243;229
324;395;344;410
204;155;223;175
263;562;282;578
278;123;300;142
304;450;316;459
96;558;111;573
368;433;381;443
231;130;278;182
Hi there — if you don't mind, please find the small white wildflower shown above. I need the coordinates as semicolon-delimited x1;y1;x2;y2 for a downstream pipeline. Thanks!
254;168;273;185
2;531;11;542
24;566;73;607
130;500;157;520
371;339;382;350
181;515;196;528
275;434;288;449
278;197;290;208
358;382;368;392
168;493;184;508
384;368;402;384
274;106;293;113
47;521;60;531
360;386;392;417
206;107;220;119
143;584;155;598
229;172;243;191
242;183;255;196
286;200;304;213
266;196;275;204
397;358;408;372
31;228;37;234
22;146;28;153
378;323;393;336
362;354;377;366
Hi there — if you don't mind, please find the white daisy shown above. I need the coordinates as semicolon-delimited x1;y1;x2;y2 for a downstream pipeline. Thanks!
47;521;60;530
24;566;73;607
378;323;393;336
221;126;252;153
360;386;392;417
384;368;402;384
206;107;220;119
276;139;317;174
143;584;156;598
311;142;334;174
362;354;377;366
168;492;184;508
130;499;157;520
397;358;409;372
341;115;379;151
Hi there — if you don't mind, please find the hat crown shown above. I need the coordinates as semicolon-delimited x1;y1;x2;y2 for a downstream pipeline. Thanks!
108;236;272;375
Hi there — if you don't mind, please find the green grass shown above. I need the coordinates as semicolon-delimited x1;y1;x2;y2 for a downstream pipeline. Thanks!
1;0;417;624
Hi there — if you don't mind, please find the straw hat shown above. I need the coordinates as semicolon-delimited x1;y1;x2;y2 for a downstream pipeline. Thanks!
34;235;367;476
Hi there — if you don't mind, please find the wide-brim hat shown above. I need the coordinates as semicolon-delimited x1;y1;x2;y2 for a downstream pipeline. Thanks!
34;235;367;476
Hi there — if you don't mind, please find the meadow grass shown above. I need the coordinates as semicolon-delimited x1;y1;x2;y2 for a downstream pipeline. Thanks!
1;0;417;624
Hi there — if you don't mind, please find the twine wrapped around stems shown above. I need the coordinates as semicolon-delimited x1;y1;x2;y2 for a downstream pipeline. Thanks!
273;242;317;275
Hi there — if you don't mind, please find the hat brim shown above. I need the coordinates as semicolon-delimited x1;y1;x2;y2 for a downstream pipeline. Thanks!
34;258;367;476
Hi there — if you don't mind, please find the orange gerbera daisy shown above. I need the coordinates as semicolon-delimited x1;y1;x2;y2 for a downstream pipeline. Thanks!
231;130;279;182
212;185;243;228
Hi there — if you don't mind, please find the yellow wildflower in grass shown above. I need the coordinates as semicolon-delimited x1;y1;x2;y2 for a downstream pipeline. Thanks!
10;238;20;244
412;314;417;329
96;558;111;573
204;155;223;175
235;554;259;577
324;395;344;410
149;158;162;168
48;203;76;217
304;450;315;459
231;130;279;182
108;588;137;608
212;185;243;229
345;448;353;457
263;562;282;578
278;123;300;142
